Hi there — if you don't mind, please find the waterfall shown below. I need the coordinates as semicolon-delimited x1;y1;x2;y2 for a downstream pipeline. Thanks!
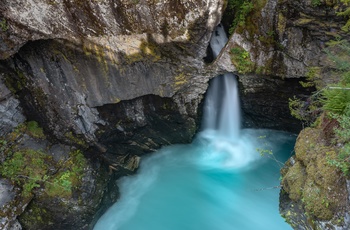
202;25;240;141
93;24;295;230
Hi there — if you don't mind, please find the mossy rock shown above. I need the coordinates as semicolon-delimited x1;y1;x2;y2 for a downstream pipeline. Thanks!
282;126;347;222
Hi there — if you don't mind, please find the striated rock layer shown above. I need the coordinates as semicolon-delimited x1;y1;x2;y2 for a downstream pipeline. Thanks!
1;0;348;229
223;0;350;229
0;0;227;229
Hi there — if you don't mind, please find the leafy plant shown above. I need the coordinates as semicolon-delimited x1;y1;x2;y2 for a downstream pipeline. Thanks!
322;87;350;114
230;46;254;73
299;67;322;88
0;149;49;197
327;107;350;175
26;121;45;139
0;18;9;32
311;0;322;7
337;0;350;32
228;0;254;34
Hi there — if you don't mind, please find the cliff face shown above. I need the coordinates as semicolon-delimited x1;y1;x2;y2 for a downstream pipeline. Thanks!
216;0;350;228
224;0;350;228
0;0;225;146
1;0;348;229
217;0;349;132
0;0;226;229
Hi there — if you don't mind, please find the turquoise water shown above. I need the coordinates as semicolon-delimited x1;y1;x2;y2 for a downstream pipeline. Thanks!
94;129;295;230
94;24;294;230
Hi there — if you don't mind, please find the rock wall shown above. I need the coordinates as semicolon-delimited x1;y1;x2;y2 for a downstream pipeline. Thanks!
0;0;226;229
0;0;225;147
1;0;348;229
215;0;349;133
220;0;350;229
280;124;350;229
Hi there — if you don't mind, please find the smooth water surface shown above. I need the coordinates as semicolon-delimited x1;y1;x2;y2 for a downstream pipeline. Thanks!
94;129;295;230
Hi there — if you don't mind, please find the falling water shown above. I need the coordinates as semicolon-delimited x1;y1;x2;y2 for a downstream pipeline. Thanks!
203;24;240;140
94;25;294;230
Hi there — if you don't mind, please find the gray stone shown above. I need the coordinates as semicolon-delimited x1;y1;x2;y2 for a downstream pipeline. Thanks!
0;74;25;136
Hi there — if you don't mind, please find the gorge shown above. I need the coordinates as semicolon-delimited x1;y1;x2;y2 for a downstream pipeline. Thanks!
1;0;350;229
93;24;295;230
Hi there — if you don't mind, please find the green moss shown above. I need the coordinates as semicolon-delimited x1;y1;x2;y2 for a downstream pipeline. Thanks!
311;0;322;7
26;121;45;139
4;70;28;93
282;161;306;200
174;72;187;89
230;46;254;74
64;131;88;148
0;149;51;197
0;18;9;32
45;150;87;198
283;127;347;222
277;12;287;37
1;121;89;198
234;0;268;36
0;145;88;198
125;40;162;64
19;205;50;228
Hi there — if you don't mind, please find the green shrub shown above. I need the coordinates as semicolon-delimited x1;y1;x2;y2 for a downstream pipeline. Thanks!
0;19;8;32
230;46;254;73
26;121;45;139
228;0;254;34
0;147;87;198
337;0;350;32
311;0;322;7
322;87;350;114
0;149;50;197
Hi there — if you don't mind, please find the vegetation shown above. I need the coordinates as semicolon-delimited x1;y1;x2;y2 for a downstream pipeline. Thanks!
0;149;51;197
0;122;88;198
327;107;350;175
311;0;322;7
337;0;350;32
230;46;254;74
26;121;45;139
0;18;9;32
227;0;254;34
289;40;350;176
0;147;87;198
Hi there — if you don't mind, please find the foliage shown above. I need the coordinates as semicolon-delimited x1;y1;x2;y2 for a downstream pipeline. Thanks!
26;121;45;139
0;139;7;153
299;67;322;89
321;41;350;114
0;124;87;197
256;135;284;169
337;0;350;32
288;94;322;125
321;40;350;175
327;107;350;175
227;0;254;34
322;87;350;114
45;150;87;197
288;39;350;176
311;0;322;7
0;18;9;32
230;46;254;74
0;149;50;197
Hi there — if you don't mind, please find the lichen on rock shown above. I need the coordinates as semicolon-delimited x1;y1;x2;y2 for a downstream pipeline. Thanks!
280;125;350;228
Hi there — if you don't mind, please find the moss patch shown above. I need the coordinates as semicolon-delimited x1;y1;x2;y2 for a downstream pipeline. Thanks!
124;39;162;64
282;127;347;222
230;45;254;74
1;124;88;199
